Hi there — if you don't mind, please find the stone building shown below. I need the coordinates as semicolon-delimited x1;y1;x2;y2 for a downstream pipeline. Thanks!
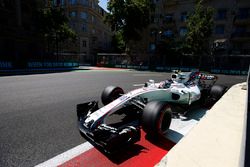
0;0;45;68
53;0;113;64
137;0;250;69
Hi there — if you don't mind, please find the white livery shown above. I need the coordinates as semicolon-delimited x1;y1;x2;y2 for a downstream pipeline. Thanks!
76;71;226;153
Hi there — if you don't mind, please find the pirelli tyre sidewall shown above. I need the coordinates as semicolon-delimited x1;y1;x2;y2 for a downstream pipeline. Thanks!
142;101;172;137
101;86;124;105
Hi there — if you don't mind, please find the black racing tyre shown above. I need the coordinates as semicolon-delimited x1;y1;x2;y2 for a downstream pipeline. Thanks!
142;101;172;136
101;86;124;105
210;85;227;100
204;85;227;107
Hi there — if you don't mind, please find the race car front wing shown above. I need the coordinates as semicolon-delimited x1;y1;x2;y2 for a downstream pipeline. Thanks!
77;101;141;153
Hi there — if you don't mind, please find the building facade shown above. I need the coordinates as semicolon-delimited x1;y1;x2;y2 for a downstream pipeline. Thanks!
52;0;113;64
0;0;45;68
138;0;250;69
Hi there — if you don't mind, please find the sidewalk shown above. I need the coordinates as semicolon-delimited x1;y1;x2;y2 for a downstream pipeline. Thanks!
156;82;247;167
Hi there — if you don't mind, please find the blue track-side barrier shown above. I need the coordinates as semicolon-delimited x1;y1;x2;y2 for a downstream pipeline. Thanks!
0;61;12;69
27;62;79;68
115;64;149;70
211;69;248;75
155;66;248;75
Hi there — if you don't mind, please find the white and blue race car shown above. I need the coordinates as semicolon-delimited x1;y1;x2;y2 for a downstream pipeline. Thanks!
77;71;226;153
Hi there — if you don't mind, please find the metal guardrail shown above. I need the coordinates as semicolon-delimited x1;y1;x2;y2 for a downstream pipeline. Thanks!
243;65;250;167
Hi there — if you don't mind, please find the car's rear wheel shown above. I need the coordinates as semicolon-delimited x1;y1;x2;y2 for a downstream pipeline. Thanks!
205;85;227;107
142;101;172;137
101;86;124;105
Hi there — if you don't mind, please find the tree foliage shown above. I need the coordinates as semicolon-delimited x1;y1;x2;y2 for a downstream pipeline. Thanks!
36;2;76;53
106;0;152;43
111;30;126;53
183;0;214;56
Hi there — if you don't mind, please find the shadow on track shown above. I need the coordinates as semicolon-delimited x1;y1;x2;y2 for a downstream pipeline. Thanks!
0;69;88;76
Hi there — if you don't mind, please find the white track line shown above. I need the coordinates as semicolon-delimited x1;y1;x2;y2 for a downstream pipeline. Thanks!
35;142;93;167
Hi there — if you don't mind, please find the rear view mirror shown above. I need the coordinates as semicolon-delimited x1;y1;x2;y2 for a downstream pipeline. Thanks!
171;74;177;79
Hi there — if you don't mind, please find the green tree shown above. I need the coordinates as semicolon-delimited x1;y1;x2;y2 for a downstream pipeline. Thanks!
183;0;214;66
36;2;76;58
106;0;153;45
111;30;126;53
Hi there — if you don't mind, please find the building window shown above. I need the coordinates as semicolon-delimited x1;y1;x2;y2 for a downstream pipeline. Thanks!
164;14;174;23
82;40;87;48
82;24;87;32
80;12;88;20
69;11;77;18
52;0;65;6
179;27;187;37
68;0;77;5
180;12;187;22
216;9;227;20
52;0;58;6
91;1;96;9
149;43;156;51
92;29;96;34
100;8;104;16
237;8;250;19
79;0;88;6
163;30;173;38
215;25;225;34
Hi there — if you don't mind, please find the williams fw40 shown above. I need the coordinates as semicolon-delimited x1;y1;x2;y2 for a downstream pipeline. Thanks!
77;71;227;153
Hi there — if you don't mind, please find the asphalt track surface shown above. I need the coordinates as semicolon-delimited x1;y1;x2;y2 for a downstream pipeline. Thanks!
0;69;247;167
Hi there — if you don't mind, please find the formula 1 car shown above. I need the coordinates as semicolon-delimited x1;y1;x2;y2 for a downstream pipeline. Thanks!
77;71;227;153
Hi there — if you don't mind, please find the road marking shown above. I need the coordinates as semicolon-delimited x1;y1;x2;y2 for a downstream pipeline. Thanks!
35;142;93;167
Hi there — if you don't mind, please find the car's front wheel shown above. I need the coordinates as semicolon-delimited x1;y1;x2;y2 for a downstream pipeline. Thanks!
101;86;124;105
142;101;172;137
